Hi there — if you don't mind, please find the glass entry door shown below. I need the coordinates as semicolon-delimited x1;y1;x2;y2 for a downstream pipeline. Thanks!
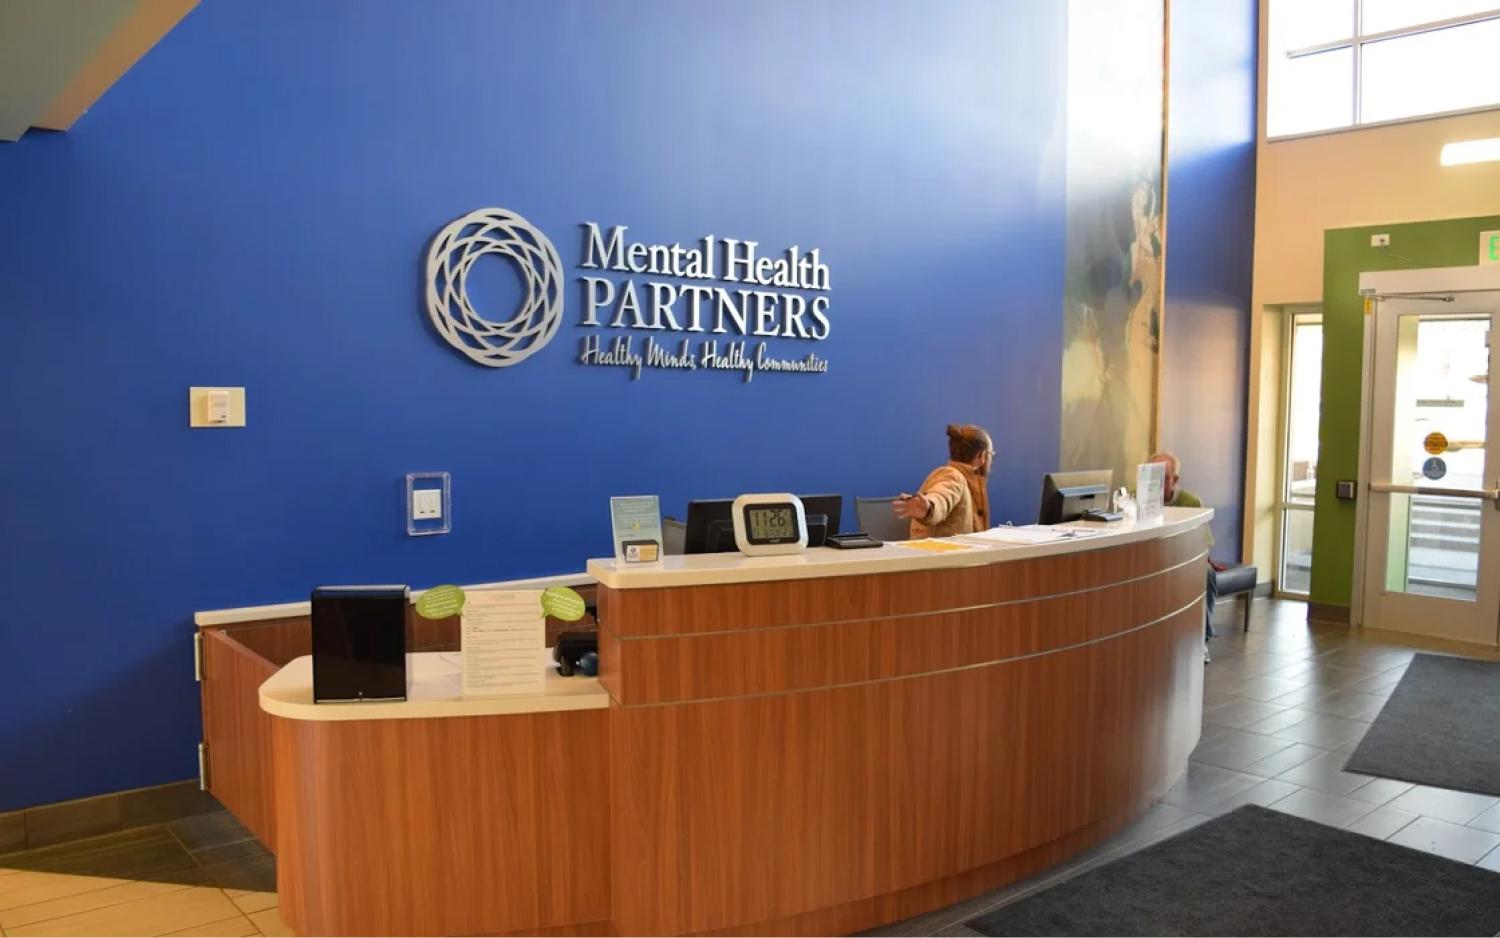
1362;295;1500;646
1278;309;1322;596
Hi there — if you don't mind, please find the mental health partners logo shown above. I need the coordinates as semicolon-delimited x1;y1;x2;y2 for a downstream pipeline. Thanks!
425;207;563;368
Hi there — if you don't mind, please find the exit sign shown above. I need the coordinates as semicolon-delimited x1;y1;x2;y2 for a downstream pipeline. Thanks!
1483;230;1500;266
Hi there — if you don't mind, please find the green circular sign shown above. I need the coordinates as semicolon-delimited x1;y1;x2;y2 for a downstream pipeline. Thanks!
414;584;466;619
541;586;587;622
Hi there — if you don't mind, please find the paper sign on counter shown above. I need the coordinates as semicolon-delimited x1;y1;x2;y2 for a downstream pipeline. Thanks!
895;538;972;553
462;589;545;697
1135;461;1166;527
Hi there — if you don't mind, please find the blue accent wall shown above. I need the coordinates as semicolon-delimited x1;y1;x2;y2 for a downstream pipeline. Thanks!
1161;0;1259;555
0;0;1255;811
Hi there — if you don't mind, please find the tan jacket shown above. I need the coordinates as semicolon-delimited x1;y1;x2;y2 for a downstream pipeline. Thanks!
909;462;990;539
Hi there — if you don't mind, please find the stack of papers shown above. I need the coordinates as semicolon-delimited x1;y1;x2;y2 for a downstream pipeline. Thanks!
957;525;1103;547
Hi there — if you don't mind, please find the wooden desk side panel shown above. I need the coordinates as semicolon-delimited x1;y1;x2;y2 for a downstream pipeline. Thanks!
599;528;1207;636
606;555;1205;705
200;629;281;851
608;603;1204;936
272;709;611;938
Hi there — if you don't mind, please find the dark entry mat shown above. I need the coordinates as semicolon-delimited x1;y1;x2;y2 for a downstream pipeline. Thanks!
968;805;1500;936
1343;653;1500;797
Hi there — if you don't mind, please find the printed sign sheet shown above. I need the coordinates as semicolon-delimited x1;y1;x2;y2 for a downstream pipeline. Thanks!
1136;461;1166;527
461;589;545;697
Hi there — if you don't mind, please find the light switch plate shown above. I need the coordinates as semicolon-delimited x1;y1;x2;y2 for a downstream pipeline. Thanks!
189;387;246;428
406;472;451;536
412;488;443;520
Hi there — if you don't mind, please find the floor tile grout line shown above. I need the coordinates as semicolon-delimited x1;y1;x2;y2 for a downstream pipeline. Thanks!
0;826;172;866
1;880;200;931
159;821;258;923
0;873;142;918
163;824;212;878
1375;813;1418;843
1201;616;1500;869
163;912;262;938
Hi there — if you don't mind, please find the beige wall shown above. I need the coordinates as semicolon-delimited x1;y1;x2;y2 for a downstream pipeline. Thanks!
1255;110;1500;306
1243;0;1500;578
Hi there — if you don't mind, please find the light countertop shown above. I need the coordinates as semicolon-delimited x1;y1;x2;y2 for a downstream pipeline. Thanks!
587;507;1213;590
196;571;592;629
259;649;609;722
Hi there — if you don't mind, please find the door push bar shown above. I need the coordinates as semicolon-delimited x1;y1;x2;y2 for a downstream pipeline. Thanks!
1368;480;1500;509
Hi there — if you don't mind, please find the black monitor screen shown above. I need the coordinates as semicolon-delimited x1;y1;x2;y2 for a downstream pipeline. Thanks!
311;586;408;702
1038;470;1112;525
797;494;842;546
684;499;736;554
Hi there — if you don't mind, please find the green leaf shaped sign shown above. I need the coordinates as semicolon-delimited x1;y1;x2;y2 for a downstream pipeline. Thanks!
541;586;587;622
415;584;466;620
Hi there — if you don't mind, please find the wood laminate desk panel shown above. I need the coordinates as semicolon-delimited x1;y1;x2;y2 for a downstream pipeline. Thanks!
272;708;611;937
248;510;1212;936
597;516;1210;935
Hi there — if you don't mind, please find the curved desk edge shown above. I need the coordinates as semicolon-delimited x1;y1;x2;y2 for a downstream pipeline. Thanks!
588;507;1213;589
259;650;609;721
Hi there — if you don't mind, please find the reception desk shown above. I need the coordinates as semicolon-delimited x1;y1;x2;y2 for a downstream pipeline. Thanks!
229;507;1211;936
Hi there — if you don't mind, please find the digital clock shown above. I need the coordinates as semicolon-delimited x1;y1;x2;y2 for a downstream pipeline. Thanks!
731;493;809;556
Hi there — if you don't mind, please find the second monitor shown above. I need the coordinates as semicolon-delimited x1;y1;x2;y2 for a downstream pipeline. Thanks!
685;494;842;554
1037;470;1112;525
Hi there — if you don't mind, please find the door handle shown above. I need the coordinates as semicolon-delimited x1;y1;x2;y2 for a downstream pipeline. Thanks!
1368;480;1500;503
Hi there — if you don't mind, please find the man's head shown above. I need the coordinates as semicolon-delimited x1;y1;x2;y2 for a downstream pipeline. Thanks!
947;424;995;476
1148;451;1180;502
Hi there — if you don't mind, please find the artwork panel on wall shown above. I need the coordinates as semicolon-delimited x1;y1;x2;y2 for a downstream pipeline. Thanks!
1059;0;1168;487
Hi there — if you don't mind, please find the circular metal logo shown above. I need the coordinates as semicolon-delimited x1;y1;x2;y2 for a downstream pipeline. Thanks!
425;208;563;368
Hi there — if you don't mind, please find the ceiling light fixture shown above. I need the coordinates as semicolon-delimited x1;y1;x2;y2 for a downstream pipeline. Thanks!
1440;138;1500;166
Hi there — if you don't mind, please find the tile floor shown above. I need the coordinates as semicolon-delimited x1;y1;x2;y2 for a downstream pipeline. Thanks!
0;811;289;936
4;598;1498;937
866;597;1500;937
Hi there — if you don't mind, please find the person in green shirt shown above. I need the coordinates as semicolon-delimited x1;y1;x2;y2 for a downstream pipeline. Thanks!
1149;452;1222;661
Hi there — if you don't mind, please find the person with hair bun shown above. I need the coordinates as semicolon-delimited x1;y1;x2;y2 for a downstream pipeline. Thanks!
892;424;994;538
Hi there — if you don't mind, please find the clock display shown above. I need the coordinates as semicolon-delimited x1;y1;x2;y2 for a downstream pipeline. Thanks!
746;506;798;542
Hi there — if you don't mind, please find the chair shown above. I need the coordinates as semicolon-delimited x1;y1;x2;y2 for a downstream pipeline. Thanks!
662;517;686;555
1214;563;1259;632
854;496;910;543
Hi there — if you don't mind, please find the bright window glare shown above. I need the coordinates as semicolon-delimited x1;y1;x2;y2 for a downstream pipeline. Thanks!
1362;19;1500;124
1362;0;1499;33
1267;47;1354;137
1269;1;1500;137
1269;0;1355;49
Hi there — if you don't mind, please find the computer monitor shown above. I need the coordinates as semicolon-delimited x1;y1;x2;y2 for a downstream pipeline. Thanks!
1038;470;1112;525
684;498;736;554
684;494;843;554
797;494;842;547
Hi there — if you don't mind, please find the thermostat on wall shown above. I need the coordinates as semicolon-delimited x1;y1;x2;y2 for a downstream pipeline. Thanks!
731;493;808;556
188;387;246;428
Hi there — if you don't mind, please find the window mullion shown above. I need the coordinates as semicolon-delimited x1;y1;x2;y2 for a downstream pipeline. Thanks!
1353;0;1363;124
